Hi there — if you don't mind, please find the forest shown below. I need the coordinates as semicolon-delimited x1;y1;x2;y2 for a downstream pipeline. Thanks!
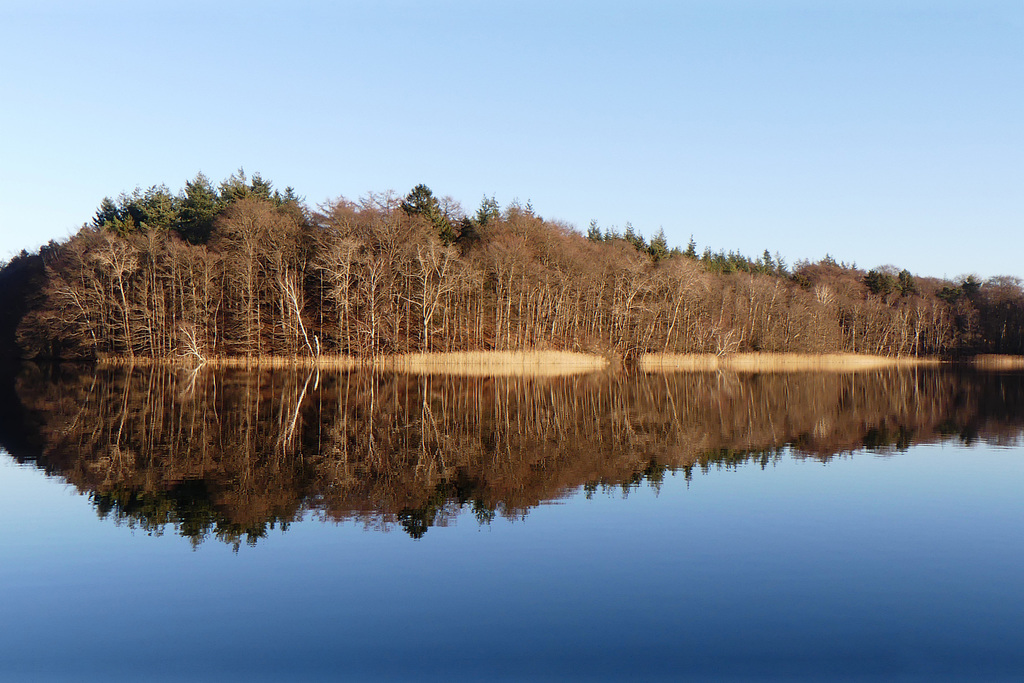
2;170;1022;363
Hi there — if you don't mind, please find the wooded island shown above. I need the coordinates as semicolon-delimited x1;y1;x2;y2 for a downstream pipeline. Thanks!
1;171;1021;364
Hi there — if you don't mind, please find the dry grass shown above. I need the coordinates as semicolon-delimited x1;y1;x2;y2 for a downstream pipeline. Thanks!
640;352;943;373
98;354;361;370
382;351;609;376
96;351;608;376
971;355;1024;370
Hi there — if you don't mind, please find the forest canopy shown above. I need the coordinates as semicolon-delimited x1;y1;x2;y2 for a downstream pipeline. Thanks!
2;170;1022;362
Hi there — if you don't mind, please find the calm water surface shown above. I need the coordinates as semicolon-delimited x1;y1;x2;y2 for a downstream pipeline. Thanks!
1;366;1022;681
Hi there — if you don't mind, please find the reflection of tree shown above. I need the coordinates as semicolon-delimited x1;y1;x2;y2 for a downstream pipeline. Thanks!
91;480;290;550
5;365;1024;546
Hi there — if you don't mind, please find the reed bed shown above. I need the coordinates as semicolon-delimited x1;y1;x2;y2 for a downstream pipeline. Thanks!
382;351;609;377
971;355;1024;370
640;352;943;373
96;351;608;376
98;354;361;370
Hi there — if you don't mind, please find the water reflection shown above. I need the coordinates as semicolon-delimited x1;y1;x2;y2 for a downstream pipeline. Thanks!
2;364;1023;547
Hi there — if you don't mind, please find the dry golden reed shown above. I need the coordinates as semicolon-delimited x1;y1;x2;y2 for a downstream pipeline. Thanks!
640;352;943;373
381;351;609;377
98;354;361;370
97;351;608;376
971;355;1024;370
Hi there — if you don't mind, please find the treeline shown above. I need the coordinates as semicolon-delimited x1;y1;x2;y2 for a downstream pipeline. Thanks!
4;171;1023;361
6;365;1023;545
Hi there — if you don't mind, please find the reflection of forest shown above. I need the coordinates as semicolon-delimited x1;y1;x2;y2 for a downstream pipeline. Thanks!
4;365;1024;546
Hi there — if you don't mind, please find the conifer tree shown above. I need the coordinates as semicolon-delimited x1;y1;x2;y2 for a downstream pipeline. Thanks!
403;184;458;244
648;228;669;261
179;173;219;243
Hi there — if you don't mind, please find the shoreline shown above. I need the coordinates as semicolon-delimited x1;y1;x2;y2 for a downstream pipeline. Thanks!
85;350;1024;374
95;350;610;377
640;352;945;373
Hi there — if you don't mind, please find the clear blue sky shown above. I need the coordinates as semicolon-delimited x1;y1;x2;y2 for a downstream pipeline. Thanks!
1;0;1021;279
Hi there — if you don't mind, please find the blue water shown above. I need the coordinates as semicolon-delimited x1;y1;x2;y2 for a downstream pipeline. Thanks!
2;441;1022;681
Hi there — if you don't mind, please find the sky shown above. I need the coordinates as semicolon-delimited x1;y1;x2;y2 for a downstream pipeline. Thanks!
1;0;1021;280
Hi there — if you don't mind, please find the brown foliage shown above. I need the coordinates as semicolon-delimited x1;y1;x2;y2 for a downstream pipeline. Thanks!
9;193;1024;361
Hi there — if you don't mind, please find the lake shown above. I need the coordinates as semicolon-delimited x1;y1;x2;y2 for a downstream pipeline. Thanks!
1;365;1022;681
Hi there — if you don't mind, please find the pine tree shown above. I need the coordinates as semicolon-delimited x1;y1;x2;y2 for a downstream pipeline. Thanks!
684;236;697;259
474;195;500;227
623;222;646;251
647;228;669;262
403;184;458;244
179;173;219;243
94;197;120;228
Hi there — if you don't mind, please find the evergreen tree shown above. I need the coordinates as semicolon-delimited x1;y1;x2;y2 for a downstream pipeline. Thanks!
647;228;669;262
865;269;898;296
403;184;458;244
93;186;178;236
455;216;479;249
401;184;438;216
898;269;917;296
218;168;251;204
249;173;274;201
623;222;647;251
137;184;178;230
94;197;120;228
474;195;500;227
179;173;219;243
773;252;788;276
961;275;982;299
684;236;698;259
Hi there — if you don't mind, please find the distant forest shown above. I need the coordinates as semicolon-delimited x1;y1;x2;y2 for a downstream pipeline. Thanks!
1;170;1022;362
